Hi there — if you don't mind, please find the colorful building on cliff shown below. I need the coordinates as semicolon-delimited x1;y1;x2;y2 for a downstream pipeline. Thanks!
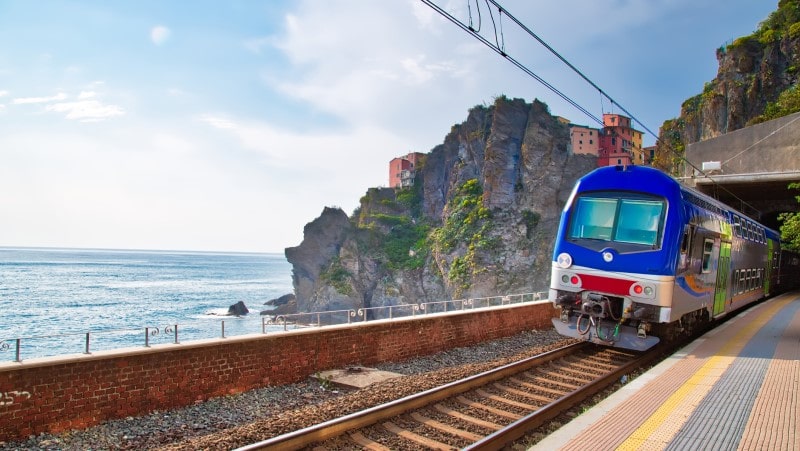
388;152;425;188
568;113;647;167
569;124;600;155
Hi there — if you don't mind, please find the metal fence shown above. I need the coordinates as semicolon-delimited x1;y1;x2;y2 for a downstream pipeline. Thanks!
1;291;548;362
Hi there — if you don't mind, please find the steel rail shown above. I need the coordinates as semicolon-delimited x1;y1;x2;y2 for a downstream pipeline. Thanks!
465;344;666;450
234;342;588;451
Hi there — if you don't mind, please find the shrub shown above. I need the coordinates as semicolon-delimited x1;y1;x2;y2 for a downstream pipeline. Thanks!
320;258;353;295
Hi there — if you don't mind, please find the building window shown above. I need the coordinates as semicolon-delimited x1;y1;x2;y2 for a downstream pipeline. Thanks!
589;140;593;144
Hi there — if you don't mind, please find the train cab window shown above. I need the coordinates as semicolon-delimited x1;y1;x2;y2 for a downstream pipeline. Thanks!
568;193;665;249
701;239;714;273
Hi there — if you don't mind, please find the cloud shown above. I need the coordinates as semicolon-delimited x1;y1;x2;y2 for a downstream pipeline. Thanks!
150;25;171;45
45;99;125;122
0;90;8;97
13;93;68;104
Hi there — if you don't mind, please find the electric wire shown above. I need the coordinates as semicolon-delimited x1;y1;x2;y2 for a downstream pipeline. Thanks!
422;0;763;219
420;0;602;125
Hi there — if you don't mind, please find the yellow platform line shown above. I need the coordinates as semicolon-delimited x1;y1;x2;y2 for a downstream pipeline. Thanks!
617;295;795;451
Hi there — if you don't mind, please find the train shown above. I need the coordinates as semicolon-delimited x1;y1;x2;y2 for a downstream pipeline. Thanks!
549;165;800;351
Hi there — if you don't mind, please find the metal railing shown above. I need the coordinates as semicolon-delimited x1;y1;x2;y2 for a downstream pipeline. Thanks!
1;291;548;362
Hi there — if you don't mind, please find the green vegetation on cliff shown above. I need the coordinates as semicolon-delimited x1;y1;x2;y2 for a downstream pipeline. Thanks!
357;183;429;271
430;179;498;293
749;84;800;125
779;183;800;251
319;257;353;295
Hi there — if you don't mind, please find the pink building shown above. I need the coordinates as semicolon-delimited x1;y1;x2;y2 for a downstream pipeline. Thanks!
389;152;425;188
569;124;600;155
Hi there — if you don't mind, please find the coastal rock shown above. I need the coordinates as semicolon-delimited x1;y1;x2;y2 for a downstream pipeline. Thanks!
261;294;297;316
227;301;249;316
284;96;596;314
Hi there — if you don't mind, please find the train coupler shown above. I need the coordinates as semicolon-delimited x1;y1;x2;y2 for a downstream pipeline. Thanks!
552;313;659;351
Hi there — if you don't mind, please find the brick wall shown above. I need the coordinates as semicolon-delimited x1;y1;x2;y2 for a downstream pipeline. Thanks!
0;302;557;441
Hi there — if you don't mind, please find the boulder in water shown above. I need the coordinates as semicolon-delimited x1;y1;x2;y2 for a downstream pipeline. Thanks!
261;293;297;316
227;301;249;316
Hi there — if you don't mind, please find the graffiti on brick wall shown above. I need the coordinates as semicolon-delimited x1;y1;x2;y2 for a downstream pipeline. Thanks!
1;391;31;406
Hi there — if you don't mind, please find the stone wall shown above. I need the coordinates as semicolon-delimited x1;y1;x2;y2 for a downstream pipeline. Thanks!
0;302;557;441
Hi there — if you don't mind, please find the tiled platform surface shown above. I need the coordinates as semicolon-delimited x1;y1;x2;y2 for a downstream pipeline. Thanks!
534;291;800;451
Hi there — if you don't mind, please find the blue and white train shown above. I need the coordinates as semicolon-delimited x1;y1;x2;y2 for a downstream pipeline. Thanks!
549;165;799;351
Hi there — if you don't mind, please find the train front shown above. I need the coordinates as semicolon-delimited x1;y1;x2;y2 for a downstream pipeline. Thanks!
549;166;683;351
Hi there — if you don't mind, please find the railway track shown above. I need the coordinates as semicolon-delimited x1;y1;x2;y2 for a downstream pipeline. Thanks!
235;342;663;450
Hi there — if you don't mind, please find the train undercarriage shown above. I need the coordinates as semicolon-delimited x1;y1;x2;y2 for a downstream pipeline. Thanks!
551;291;712;351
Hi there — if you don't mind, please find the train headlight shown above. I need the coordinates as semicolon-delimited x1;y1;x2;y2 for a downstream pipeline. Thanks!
644;286;654;296
561;275;569;283
556;253;572;269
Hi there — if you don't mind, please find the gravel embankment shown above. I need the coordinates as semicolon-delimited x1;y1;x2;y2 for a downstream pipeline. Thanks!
1;329;573;450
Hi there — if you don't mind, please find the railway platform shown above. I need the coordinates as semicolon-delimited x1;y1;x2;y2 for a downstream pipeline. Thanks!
534;290;800;451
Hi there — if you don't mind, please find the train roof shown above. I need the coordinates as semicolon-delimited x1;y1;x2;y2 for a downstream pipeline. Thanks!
577;165;780;235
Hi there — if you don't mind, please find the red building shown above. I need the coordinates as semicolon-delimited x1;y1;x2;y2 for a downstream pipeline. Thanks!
388;152;425;188
596;114;644;167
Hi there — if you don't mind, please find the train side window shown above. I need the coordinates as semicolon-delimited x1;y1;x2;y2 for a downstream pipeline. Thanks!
739;270;746;293
701;239;714;273
733;217;741;237
679;228;692;269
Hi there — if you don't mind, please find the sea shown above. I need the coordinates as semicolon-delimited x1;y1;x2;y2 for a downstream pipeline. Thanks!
0;247;294;361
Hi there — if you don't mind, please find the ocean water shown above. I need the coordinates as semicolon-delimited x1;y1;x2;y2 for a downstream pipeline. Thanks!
0;247;294;361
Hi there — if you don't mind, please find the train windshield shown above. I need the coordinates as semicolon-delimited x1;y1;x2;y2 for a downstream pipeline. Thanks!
568;192;665;248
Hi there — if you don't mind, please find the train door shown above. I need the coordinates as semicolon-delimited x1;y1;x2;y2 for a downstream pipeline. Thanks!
713;241;731;316
699;236;720;313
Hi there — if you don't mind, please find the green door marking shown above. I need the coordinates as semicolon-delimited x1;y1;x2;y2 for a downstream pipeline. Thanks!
713;241;731;316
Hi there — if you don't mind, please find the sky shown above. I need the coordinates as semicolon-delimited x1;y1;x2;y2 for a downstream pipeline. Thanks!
0;0;778;254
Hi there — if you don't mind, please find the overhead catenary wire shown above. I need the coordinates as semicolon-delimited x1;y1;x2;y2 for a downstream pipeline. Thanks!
420;0;602;125
421;0;763;219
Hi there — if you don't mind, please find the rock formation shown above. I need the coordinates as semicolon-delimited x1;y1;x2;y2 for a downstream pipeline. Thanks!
285;97;596;314
655;2;800;171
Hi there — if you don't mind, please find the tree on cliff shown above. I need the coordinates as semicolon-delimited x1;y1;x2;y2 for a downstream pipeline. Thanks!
779;183;800;251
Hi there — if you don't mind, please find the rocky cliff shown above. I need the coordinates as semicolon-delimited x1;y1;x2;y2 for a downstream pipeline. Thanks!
285;97;596;314
655;0;800;171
